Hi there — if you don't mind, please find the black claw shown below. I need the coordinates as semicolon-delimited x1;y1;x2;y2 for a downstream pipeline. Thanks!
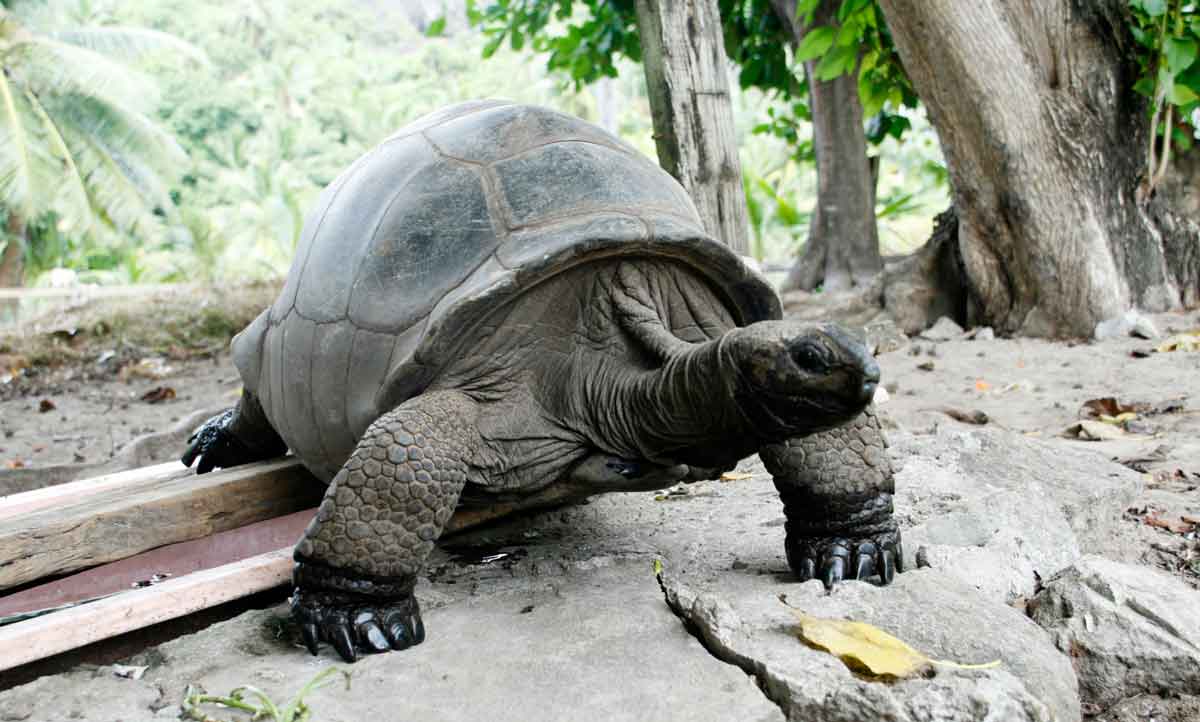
821;556;845;591
880;550;896;584
331;625;357;663
387;622;412;650
798;557;816;582
853;553;874;581
411;615;425;645
301;623;320;655
362;621;389;652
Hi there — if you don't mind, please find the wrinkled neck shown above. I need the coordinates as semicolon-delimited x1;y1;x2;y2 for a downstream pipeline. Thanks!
587;336;760;468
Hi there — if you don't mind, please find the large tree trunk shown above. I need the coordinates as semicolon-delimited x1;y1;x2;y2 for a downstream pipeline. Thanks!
772;0;881;293
877;0;1199;337
634;0;750;254
0;215;25;321
1161;148;1200;221
0;214;23;289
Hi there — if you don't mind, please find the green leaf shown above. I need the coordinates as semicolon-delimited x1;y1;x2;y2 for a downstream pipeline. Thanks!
424;17;447;37
1169;81;1199;104
796;26;835;62
1135;0;1169;17
1165;37;1198;75
814;44;857;81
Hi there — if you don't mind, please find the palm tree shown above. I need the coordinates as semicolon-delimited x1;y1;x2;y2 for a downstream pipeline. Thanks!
0;5;202;290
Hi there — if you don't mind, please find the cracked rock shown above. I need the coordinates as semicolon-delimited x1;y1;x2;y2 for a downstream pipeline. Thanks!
660;568;1079;722
892;429;1141;601
1028;556;1200;709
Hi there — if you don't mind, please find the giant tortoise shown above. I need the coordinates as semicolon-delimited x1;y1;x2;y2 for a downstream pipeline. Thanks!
183;100;901;662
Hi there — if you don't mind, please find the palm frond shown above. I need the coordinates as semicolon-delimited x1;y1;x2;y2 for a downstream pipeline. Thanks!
0;67;35;218
7;37;158;111
23;87;92;233
50;93;183;236
49;26;208;65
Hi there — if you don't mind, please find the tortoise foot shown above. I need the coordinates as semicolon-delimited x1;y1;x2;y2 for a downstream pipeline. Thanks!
786;528;903;590
181;409;258;473
292;588;424;663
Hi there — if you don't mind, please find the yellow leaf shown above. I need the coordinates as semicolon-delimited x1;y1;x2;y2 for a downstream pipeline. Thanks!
790;610;1000;680
1099;412;1137;424
653;559;663;577
1156;330;1200;353
720;472;753;481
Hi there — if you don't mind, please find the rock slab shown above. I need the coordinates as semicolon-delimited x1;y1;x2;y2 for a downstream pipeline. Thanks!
662;568;1080;722
1029;555;1200;709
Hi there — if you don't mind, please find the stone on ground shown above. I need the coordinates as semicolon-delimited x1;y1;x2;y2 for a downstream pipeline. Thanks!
890;428;1141;601
1029;555;1200;709
662;569;1078;722
919;316;966;341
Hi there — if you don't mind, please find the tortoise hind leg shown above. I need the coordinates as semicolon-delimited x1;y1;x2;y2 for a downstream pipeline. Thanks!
291;391;479;662
761;406;903;590
181;391;287;473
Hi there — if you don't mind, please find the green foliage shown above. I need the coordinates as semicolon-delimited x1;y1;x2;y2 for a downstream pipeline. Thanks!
1127;0;1200;189
794;0;917;136
0;2;192;274
183;667;351;722
467;0;641;87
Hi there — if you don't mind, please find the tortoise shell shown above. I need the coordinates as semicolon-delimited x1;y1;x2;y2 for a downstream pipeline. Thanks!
232;100;781;480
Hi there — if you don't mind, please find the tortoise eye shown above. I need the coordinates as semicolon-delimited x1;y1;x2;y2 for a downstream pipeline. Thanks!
790;345;825;373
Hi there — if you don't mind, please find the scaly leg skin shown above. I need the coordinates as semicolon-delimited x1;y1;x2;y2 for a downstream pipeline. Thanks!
761;405;903;590
181;391;287;473
291;391;479;662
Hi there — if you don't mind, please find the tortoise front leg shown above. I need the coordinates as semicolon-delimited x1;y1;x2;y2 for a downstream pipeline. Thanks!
761;406;903;589
292;391;480;662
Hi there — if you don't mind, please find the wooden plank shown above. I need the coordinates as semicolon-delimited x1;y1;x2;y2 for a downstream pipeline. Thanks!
0;460;192;521
0;550;292;673
0;459;322;591
0;510;314;617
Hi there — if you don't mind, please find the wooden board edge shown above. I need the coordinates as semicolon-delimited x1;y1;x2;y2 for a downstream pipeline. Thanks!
0;549;293;673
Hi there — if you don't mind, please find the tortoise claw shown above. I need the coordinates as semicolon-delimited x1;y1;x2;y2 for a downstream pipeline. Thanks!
291;587;424;662
784;528;903;589
301;623;320;655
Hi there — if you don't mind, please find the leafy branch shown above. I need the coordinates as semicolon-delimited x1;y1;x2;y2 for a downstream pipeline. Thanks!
1128;0;1200;195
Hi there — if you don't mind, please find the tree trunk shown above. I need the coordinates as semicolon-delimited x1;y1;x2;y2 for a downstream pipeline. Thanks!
0;214;23;289
1161;148;1200;221
773;0;881;293
0;214;24;321
877;0;1200;337
634;0;750;254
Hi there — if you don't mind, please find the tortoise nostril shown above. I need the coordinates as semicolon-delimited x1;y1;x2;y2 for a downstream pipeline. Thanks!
862;356;881;385
860;379;878;404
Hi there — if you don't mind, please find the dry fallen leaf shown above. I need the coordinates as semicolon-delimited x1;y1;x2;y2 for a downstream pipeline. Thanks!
1156;331;1200;353
1098;412;1138;425
719;472;753;481
1081;397;1138;419
1063;421;1125;441
1144;513;1196;535
928;407;989;425
790;609;999;680
140;386;176;404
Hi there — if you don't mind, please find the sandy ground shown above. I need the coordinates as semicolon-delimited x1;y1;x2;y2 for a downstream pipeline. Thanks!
1;296;1197;588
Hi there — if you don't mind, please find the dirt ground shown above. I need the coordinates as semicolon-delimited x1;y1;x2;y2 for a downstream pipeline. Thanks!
1;288;1198;588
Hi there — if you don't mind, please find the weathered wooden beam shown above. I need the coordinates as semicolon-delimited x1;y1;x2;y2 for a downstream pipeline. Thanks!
0;460;190;521
0;510;315;618
0;549;292;673
634;0;751;254
0;458;321;591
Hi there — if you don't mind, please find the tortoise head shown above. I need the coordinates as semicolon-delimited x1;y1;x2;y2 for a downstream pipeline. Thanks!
723;321;879;440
